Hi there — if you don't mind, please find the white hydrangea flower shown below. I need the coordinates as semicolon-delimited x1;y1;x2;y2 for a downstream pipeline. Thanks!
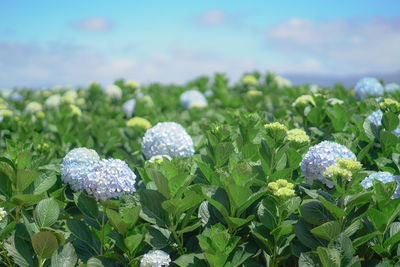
300;141;356;188
61;148;100;192
45;94;61;108
274;76;292;88
123;99;136;118
140;250;171;267
180;90;208;109
105;85;122;100
85;159;136;201
0;207;7;221
141;122;194;160
25;102;42;114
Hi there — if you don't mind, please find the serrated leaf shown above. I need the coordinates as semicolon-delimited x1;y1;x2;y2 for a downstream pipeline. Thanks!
34;198;60;228
31;231;59;259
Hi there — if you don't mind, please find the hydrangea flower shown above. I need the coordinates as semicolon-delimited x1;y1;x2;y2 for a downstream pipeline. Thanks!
126;80;140;89
45;94;61;108
354;77;383;100
204;90;214;97
105;85;122;100
264;122;287;140
126;117;152;129
287;129;310;144
10;93;23;102
180;90;208;109
0;109;13;117
140;250;171;267
292;95;315;108
385;83;400;93
268;179;295;197
274;76;292;88
123;99;136;118
61;90;78;104
300;141;356;188
70;104;82;117
366;110;400;137
149;154;172;164
61;148;100;191
25;102;42;114
246;90;263;98
85;159;136;201
242;75;258;86
380;98;400;113
326;98;344;106
141;122;194;159
361;172;400;198
0;207;7;222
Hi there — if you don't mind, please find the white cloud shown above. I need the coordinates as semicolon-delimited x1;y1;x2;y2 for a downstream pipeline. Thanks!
72;17;113;32
267;17;400;74
197;10;226;26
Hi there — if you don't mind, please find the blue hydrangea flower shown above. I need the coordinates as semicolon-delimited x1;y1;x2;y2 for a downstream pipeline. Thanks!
300;141;356;188
85;159;136;201
10;93;23;102
141;122;194;160
123;99;136;118
61;148;100;191
140;250;171;267
180;90;208;109
361;172;400;198
204;90;214;97
385;83;400;94
366;110;400;137
354;77;384;100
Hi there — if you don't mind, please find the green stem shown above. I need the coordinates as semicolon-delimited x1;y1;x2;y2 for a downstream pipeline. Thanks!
100;206;107;255
38;257;44;267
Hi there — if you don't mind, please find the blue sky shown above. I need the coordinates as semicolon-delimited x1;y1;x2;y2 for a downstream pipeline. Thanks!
1;0;400;88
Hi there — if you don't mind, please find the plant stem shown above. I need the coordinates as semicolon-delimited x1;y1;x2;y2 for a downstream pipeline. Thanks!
38;257;44;267
100;205;106;255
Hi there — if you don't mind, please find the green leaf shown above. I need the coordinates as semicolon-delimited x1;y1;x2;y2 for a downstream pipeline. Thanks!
174;253;206;267
33;172;57;195
382;112;399;132
231;162;253;186
124;234;143;253
107;209;129;235
300;200;335;225
31;231;59;259
225;184;251;211
353;232;379;248
299;252;322;267
66;219;93;245
363;119;379;141
329;234;353;267
311;221;341;241
215;142;234;167
139;189;169;227
74;192;98;219
12;193;44;206
367;208;387;231
51;243;77;267
295;219;324;250
17;151;31;169
0;171;12;198
318;196;346;219
34;198;60;228
148;169;170;199
16;169;39;194
316;247;340;267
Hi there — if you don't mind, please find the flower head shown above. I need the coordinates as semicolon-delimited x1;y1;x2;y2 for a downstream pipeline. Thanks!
380;98;400;113
366;110;400;137
126;80;140;89
293;95;316;108
264;122;287;140
361;172;400;198
45;94;61;108
61;90;78;104
326;98;344;106
61;148;100;192
126;117;152;129
149;155;172;164
354;77;383;100
0;109;13;117
26;102;42;114
246;90;262;98
180;90;208;109
337;158;362;171
204;90;214;97
385;83;400;94
70;105;82;117
242;75;258;86
300;141;356;188
287;129;310;144
10;93;23;102
123;99;136;117
324;164;352;180
0;207;7;221
268;179;295;198
274;76;292;88
140;250;171;267
85;159;136;201
105;85;122;100
141;122;194;159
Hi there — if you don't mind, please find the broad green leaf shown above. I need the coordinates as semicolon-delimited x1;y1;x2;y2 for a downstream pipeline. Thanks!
300;200;335;225
311;221;341;241
215;142;234;167
124;234;143;253
66;219;93;245
33;172;57;195
51;243;77;267
34;198;60;228
318;196;346;219
31;231;59;259
74;192;98;219
316;247;340;267
16;169;39;194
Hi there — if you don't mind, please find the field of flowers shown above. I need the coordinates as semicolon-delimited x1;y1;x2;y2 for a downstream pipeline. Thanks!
0;72;400;266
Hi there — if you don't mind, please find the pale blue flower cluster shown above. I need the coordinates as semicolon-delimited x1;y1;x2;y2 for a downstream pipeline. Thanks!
140;250;171;267
385;83;400;94
180;90;208;109
61;147;136;201
361;172;400;198
10;93;23;102
123;99;136;118
354;77;384;100
85;159;136;201
366;110;400;137
61;148;100;191
300;141;356;188
141;122;194;160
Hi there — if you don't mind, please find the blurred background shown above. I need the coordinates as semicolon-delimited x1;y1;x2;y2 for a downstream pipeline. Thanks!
1;0;399;88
